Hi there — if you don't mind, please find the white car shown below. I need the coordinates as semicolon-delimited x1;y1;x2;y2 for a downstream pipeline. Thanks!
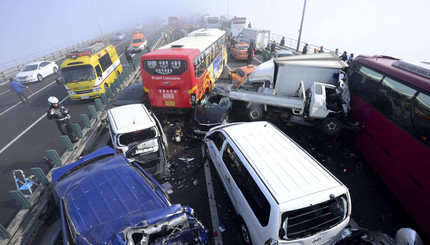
113;32;126;41
16;61;58;83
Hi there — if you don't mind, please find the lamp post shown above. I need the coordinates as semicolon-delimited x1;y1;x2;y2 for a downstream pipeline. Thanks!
296;0;307;52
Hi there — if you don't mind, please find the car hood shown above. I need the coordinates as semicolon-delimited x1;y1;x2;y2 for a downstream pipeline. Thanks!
16;71;36;77
194;101;231;125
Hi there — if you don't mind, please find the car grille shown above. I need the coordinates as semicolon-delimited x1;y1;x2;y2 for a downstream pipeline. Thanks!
75;89;93;94
279;194;348;240
18;76;28;79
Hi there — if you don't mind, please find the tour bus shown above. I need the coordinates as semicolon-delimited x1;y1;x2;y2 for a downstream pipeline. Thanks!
221;16;247;37
140;28;227;113
202;15;220;28
346;55;430;237
61;42;122;100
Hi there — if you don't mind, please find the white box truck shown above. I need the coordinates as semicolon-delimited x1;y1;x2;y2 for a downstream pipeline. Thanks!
228;52;353;135
238;27;270;52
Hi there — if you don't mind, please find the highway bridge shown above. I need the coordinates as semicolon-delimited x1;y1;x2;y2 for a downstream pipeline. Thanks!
0;22;423;244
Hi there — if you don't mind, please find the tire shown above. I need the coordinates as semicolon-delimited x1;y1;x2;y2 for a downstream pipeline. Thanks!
37;74;43;82
240;219;252;244
248;107;263;121
53;67;58;74
322;117;343;135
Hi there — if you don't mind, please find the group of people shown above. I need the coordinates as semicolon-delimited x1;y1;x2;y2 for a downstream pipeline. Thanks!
300;44;354;64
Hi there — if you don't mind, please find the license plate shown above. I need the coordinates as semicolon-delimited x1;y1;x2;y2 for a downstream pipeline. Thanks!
80;95;89;99
165;101;175;106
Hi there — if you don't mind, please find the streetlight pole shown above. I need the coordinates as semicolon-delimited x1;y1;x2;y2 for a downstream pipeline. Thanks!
296;0;307;52
227;0;230;16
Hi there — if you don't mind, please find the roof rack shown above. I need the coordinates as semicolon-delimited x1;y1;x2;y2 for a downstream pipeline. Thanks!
393;60;430;79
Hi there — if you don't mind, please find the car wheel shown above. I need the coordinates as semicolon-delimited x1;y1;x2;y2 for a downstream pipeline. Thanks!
248;107;263;121
322;117;343;135
37;74;43;82
53;67;58;74
240;219;252;244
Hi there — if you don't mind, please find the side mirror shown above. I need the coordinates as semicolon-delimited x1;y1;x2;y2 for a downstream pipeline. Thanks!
101;119;107;124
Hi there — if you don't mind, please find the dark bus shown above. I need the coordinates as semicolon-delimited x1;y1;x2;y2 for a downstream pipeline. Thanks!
346;55;430;237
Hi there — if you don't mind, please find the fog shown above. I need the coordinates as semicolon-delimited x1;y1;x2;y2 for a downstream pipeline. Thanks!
1;0;429;65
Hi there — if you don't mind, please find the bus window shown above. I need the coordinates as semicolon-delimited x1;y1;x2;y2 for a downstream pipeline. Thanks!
95;65;102;77
412;92;430;146
99;53;113;72
380;77;417;123
352;66;384;106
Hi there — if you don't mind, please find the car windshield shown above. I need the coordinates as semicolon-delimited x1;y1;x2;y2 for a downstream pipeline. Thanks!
61;65;96;83
239;46;248;50
133;39;143;43
119;127;157;146
22;65;38;71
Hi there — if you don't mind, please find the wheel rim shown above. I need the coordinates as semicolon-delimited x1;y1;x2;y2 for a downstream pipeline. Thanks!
326;121;338;132
241;223;251;244
250;110;261;120
54;67;58;74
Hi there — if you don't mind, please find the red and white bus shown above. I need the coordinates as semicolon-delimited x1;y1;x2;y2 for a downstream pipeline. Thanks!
346;55;430;237
140;28;227;112
220;16;247;37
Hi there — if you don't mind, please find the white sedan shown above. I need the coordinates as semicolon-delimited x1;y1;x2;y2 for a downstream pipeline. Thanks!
15;61;58;83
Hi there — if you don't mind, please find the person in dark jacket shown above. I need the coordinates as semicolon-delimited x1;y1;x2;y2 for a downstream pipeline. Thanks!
280;37;285;47
9;78;31;103
270;41;276;53
302;44;308;54
46;96;78;143
124;46;135;69
340;51;348;61
247;45;253;65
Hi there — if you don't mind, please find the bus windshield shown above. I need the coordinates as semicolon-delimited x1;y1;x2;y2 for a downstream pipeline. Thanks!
62;65;96;83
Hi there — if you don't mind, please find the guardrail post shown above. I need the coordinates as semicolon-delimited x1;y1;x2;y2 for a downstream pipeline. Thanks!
71;123;83;139
9;190;32;209
60;135;74;151
88;105;97;119
0;224;11;239
80;114;91;128
100;93;108;104
31;168;49;186
46;149;62;166
94;98;103;111
105;86;113;99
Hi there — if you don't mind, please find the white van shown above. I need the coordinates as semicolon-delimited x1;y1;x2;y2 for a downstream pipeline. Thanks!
107;104;167;177
204;121;351;245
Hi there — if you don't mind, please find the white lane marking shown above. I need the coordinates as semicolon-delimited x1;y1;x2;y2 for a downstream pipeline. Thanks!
0;79;60;117
202;144;223;244
0;90;9;96
254;57;263;64
0;96;68;155
225;64;232;71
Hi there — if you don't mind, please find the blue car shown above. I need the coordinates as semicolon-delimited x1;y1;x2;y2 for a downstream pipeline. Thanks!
52;146;208;245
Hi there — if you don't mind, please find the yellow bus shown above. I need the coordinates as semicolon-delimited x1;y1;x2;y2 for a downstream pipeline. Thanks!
61;41;123;100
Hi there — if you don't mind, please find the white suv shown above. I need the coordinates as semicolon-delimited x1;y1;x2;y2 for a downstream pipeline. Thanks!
204;121;351;245
107;103;168;177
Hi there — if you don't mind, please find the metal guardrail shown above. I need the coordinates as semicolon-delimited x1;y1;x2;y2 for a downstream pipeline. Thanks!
270;33;332;55
0;32;116;82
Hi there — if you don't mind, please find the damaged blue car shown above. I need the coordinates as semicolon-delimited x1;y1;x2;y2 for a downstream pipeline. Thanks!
52;146;208;245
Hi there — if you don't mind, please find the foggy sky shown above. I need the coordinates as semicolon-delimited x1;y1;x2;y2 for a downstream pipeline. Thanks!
1;0;429;65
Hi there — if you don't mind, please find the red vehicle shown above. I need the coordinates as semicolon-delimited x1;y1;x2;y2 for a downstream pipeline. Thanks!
346;55;430;238
140;28;227;113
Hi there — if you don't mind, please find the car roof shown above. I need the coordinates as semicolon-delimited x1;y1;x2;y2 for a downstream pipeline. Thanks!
53;148;175;243
221;121;344;204
108;104;155;134
25;61;44;66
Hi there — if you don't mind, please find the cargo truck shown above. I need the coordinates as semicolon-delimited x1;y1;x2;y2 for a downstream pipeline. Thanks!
238;27;270;52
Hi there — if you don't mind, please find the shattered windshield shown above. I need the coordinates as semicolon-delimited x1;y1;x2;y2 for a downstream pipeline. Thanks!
119;127;157;146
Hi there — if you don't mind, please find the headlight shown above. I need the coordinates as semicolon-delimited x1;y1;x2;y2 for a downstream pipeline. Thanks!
93;86;102;92
190;94;197;105
67;90;76;95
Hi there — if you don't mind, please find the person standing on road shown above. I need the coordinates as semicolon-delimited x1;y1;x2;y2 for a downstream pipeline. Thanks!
280;37;285;47
124;46;135;70
9;78;31;103
340;51;348;61
347;53;355;64
318;46;324;53
270;41;276;54
302;43;308;54
46;96;78;143
247;45;253;65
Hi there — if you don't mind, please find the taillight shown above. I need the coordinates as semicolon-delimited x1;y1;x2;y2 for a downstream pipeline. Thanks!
116;148;123;154
156;161;160;164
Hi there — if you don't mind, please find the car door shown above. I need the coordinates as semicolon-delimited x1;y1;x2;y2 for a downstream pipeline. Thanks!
40;62;50;77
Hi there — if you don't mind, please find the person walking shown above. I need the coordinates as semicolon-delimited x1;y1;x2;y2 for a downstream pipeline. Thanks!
280;37;285;47
124;46;135;69
9;78;31;103
46;96;78;143
247;45;253;65
302;43;308;54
